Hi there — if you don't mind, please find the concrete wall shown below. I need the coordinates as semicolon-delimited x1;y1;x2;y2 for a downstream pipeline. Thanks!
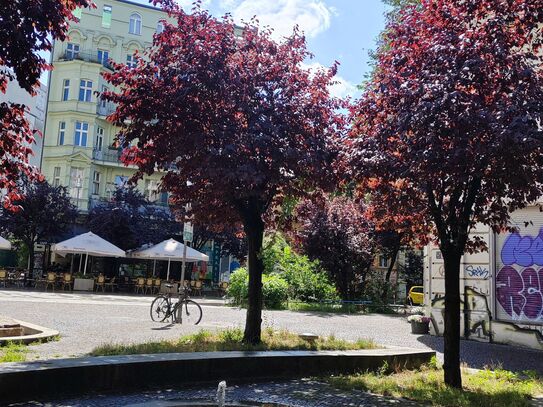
424;205;543;350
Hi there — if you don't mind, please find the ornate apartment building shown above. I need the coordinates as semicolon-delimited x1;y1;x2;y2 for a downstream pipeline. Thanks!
42;0;169;210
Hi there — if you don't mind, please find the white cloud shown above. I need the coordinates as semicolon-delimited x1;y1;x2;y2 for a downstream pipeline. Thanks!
176;0;212;10
228;0;335;40
302;62;357;99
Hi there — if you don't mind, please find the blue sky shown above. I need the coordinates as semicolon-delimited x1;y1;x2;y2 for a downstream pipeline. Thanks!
134;0;391;99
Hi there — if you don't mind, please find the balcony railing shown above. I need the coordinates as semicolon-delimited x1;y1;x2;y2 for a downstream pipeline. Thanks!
61;51;113;70
96;103;116;116
92;148;122;163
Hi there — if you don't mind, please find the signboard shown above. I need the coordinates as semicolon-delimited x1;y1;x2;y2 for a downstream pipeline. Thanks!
183;222;193;242
212;242;221;283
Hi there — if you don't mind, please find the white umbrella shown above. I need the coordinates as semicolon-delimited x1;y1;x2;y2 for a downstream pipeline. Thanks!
53;232;125;274
0;236;11;250
129;238;208;280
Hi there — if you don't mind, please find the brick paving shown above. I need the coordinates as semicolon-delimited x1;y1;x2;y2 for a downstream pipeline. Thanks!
1;289;542;374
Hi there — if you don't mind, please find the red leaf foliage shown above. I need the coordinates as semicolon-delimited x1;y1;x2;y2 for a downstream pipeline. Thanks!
102;6;346;229
348;0;543;254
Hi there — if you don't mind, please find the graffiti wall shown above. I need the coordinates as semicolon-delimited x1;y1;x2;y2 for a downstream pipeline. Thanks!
425;209;543;351
496;229;543;323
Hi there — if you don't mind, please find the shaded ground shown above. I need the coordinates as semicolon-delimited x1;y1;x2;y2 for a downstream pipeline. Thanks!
0;289;542;374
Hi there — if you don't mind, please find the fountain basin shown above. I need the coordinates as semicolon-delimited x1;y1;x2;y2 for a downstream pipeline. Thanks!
0;317;58;344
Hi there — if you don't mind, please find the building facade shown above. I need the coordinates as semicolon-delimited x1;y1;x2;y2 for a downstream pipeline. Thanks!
0;74;47;169
42;0;168;210
424;204;543;350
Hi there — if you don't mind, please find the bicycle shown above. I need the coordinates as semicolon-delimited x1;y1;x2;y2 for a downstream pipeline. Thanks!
150;284;202;324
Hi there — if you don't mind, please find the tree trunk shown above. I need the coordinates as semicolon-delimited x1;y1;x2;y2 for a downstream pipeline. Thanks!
442;249;462;389
242;212;265;345
27;242;35;276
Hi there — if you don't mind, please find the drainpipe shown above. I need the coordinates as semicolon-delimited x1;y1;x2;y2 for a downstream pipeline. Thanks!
38;39;55;171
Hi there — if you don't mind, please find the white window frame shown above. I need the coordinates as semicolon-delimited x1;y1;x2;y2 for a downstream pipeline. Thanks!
99;85;108;109
74;121;89;147
129;13;142;35
95;127;104;151
66;43;80;59
69;167;84;198
62;79;70;101
92;171;101;195
58;121;66;145
97;49;109;66
53;167;61;187
156;21;164;34
379;255;389;268
126;54;138;69
79;79;93;102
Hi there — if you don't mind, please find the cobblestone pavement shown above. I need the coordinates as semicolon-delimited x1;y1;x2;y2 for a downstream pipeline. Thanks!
23;379;422;406
1;289;542;374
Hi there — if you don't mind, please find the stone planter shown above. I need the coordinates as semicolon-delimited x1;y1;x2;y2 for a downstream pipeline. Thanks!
73;278;94;292
411;320;429;334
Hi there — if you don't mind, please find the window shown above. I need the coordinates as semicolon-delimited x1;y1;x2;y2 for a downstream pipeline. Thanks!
99;85;108;109
53;167;61;187
129;13;142;35
102;5;112;28
145;179;159;202
413;287;423;293
62;79;70;101
58;121;66;145
79;79;92;102
92;171;101;195
97;49;109;66
114;175;128;188
74;121;88;146
156;21;164;34
72;7;82;20
379;255;389;268
69;167;84;198
126;54;138;68
95;127;104;151
66;43;80;59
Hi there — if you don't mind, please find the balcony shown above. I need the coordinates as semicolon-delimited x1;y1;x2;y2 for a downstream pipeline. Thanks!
96;103;116;117
92;148;122;164
61;51;113;70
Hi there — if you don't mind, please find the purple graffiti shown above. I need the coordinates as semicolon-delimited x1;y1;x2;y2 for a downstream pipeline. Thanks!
496;266;543;321
501;228;543;267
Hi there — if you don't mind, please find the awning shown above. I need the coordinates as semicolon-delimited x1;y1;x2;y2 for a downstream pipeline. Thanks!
129;238;208;262
53;232;125;258
0;236;11;250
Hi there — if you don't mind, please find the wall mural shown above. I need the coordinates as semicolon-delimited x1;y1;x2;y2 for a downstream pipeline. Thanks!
497;230;543;322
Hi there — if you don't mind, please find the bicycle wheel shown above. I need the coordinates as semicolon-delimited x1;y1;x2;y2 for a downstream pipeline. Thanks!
150;295;171;322
176;299;203;325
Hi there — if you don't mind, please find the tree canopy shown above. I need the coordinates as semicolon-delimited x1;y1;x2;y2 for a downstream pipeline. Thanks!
348;0;543;388
102;5;345;343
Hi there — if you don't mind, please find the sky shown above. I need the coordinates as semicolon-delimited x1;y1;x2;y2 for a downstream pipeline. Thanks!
131;0;391;99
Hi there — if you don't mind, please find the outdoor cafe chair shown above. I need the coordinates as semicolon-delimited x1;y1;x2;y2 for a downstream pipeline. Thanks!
144;278;154;294
0;270;7;287
193;280;203;296
152;278;161;294
45;272;56;292
95;274;106;292
134;277;145;294
62;273;73;291
105;276;117;292
219;281;229;296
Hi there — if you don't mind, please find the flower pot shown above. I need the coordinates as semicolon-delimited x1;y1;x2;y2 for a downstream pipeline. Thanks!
411;320;429;334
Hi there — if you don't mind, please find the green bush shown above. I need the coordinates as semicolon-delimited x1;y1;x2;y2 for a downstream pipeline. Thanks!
262;234;338;302
227;267;289;309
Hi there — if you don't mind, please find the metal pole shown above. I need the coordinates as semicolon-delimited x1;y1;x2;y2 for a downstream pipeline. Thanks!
152;259;156;277
83;253;88;275
180;241;188;286
78;253;83;273
166;258;171;281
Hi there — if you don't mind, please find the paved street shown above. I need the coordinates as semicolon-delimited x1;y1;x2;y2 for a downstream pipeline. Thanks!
1;289;542;374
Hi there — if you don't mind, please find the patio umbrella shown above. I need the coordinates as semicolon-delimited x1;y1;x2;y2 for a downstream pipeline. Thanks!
129;238;208;280
0;236;11;250
52;232;125;274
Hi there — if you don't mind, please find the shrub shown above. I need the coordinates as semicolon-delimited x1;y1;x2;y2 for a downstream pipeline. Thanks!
227;267;289;309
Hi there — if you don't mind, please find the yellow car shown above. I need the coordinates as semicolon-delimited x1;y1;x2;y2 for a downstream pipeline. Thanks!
407;286;424;305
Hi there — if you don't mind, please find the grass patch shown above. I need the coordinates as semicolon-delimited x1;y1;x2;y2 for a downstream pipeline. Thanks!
0;342;28;363
326;357;543;407
287;302;362;314
90;327;378;357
